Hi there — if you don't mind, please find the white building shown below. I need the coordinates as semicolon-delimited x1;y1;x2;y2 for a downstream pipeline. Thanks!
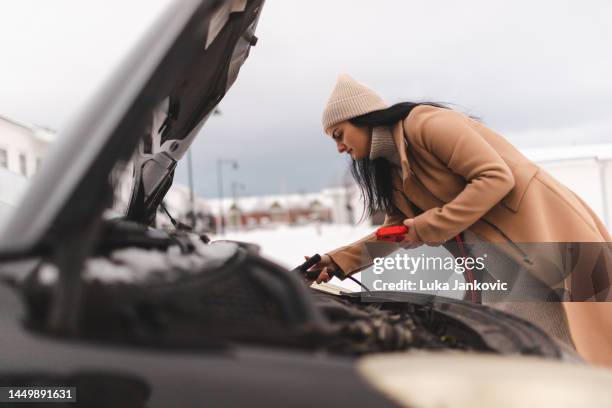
522;144;612;228
0;115;55;224
0;115;55;177
203;187;362;230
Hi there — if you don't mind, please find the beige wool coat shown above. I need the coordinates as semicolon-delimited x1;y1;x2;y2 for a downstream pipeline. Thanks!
327;105;612;302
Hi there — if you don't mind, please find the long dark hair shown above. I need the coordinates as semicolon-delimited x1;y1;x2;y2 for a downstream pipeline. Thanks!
349;102;450;219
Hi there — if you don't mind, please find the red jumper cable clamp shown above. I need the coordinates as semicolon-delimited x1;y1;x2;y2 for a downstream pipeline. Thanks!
375;225;409;242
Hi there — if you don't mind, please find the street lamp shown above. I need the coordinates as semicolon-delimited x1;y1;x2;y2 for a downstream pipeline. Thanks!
217;159;238;235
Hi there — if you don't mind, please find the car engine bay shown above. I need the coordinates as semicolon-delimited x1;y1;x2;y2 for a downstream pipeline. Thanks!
3;218;576;361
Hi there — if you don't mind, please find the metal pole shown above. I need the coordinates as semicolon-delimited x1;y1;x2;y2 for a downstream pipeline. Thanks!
187;150;196;229
217;159;225;235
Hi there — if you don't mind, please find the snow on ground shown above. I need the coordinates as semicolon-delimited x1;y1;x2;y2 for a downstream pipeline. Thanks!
209;223;375;291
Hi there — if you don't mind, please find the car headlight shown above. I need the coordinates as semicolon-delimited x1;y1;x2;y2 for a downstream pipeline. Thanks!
357;351;612;408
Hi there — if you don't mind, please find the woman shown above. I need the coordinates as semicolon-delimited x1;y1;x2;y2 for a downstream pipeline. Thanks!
308;73;612;366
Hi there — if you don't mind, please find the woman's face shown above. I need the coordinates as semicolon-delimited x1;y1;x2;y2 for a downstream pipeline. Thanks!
326;121;371;160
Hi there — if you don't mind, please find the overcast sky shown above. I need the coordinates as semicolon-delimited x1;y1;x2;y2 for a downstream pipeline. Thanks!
1;0;611;197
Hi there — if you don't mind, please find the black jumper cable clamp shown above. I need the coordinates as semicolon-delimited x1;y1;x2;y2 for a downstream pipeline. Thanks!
293;254;371;292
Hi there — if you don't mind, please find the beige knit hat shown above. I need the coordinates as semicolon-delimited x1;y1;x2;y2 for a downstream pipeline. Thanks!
321;73;388;131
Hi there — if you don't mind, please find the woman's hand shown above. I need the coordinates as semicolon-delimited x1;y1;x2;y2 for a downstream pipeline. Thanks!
400;218;422;248
402;218;445;247
304;254;340;284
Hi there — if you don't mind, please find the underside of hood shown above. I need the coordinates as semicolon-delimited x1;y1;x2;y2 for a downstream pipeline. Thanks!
126;0;265;225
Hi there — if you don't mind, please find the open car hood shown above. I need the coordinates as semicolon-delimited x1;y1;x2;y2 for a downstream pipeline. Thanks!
0;0;264;253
